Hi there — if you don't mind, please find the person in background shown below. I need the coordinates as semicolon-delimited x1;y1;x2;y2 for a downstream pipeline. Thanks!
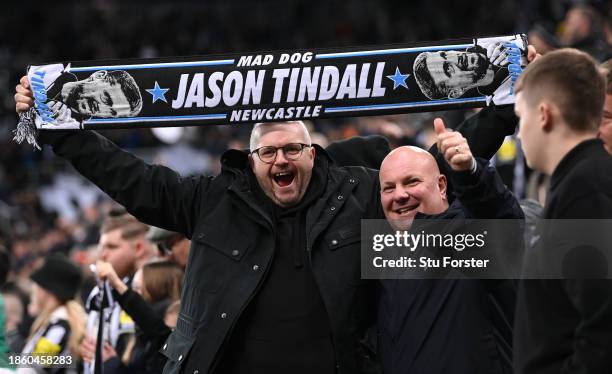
95;260;183;373
19;254;86;374
598;59;612;154
2;292;25;354
163;301;180;330
0;246;10;371
1;282;31;355
79;208;154;374
560;4;611;61
145;228;190;269
514;48;612;374
527;24;560;55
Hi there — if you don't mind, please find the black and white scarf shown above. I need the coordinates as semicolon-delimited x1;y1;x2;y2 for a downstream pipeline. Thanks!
15;34;527;149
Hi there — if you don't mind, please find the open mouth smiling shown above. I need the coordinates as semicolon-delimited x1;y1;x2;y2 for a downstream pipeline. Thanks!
273;171;295;187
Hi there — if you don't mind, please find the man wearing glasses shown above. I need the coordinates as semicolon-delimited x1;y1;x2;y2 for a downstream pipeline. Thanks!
14;42;537;372
17;59;529;373
248;128;315;208
15;60;525;371
12;83;383;374
202;121;381;374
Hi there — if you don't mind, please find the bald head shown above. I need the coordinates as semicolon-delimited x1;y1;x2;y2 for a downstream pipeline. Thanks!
380;146;448;230
381;146;441;177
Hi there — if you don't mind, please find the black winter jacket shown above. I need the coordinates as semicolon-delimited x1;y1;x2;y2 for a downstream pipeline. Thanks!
39;130;382;374
515;139;612;374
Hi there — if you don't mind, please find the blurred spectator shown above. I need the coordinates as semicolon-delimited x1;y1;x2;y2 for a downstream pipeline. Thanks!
604;3;612;46
146;228;190;269
599;58;612;154
309;132;330;148
560;4;611;61
2;292;25;353
20;254;86;372
79;208;153;374
131;261;183;305
0;246;9;369
37;174;102;226
95;260;183;373
163;301;180;330
527;24;560;54
1;282;32;355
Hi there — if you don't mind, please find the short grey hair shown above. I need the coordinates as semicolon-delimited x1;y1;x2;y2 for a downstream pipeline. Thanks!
249;121;312;151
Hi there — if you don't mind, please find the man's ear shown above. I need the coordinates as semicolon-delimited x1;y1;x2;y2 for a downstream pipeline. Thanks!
539;102;553;132
438;174;448;200
448;88;465;99
133;240;144;258
309;145;316;159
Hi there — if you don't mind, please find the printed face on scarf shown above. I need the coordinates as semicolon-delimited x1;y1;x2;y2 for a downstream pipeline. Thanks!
424;51;493;98
61;70;133;117
249;122;315;208
598;94;612;154
379;147;448;231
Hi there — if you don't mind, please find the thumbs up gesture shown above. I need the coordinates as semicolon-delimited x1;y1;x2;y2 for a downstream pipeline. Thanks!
434;118;475;172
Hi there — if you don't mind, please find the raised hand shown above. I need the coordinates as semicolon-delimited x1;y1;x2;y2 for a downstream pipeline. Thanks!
15;76;34;113
95;260;128;294
434;118;474;172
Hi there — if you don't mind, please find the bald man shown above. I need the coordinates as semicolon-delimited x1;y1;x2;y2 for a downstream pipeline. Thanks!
377;119;524;374
379;146;449;231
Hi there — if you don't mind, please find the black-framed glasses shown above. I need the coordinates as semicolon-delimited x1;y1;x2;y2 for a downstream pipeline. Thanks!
251;143;311;164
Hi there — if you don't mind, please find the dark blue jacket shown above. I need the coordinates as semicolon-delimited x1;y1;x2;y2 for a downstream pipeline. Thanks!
378;159;524;374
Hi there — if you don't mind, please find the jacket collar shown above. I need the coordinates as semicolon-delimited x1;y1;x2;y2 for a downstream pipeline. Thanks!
549;138;603;192
414;198;464;221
